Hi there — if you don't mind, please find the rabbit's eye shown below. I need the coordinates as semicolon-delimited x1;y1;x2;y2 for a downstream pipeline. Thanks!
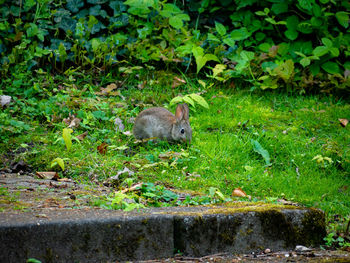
180;128;185;134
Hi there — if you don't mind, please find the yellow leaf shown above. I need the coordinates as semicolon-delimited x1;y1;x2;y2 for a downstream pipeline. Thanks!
51;157;65;171
62;128;73;151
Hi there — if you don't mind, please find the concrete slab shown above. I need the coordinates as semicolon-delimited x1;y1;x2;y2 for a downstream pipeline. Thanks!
0;203;326;262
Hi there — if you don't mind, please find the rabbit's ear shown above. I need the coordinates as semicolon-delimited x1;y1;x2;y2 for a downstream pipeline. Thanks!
182;103;189;120
175;104;184;121
175;103;189;121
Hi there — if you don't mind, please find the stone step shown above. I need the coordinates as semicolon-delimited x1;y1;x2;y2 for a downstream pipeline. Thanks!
0;203;326;262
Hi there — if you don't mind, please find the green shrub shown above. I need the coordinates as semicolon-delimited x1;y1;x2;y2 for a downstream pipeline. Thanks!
0;0;349;93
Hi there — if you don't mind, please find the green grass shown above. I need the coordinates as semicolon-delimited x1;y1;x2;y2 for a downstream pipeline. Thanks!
1;77;349;218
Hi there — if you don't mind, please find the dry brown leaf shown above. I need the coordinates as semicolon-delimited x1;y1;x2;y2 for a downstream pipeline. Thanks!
97;142;108;155
269;45;278;57
63;114;81;128
171;76;186;89
121;183;143;194
76;131;88;141
57;178;73;182
36;171;58;180
95;83;120;95
159;152;181;160
68;117;81;128
232;187;247;197
339;118;349;127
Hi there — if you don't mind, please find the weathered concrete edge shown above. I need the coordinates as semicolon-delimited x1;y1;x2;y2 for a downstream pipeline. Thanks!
0;205;326;262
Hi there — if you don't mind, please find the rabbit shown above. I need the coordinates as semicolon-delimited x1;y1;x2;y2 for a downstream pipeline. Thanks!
133;103;192;143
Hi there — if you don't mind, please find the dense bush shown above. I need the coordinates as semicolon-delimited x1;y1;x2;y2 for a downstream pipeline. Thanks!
0;0;349;93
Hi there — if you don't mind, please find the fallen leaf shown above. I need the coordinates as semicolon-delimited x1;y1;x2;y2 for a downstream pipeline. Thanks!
97;142;108;154
68;118;81;128
57;178;73;182
159;152;181;160
36;171;58;180
121;182;143;194
76;131;88;141
339;118;349;127
0;95;11;107
122;131;132;136
172;76;186;89
232;187;247;197
35;213;48;218
103;167;135;186
63;114;81;128
269;45;278;57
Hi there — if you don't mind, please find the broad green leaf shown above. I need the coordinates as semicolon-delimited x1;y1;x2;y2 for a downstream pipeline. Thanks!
258;43;270;52
255;32;265;42
176;13;190;21
183;96;195;107
160;3;181;17
284;29;298;40
195;56;207;73
251;139;271;166
313;46;328;57
24;0;36;9
321;61;340;74
58;16;77;32
223;37;235;48
204;54;220;62
271;2;288;15
321;38;332;48
189;94;209;109
169;96;184;106
62;128;73;151
297;22;313;34
109;1;127;16
300;57;311;67
335;11;349;28
169;14;189;29
312;3;322;17
192;46;204;58
26;23;38;37
208;33;220;42
51;157;65;171
230;27;251;40
91;38;100;52
215;21;226;36
329;47;339;57
298;0;312;11
66;0;84;13
265;17;277;25
176;42;194;56
255;11;266;16
240;50;254;61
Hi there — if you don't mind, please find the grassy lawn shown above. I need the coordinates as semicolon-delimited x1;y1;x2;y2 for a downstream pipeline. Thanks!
1;76;349;218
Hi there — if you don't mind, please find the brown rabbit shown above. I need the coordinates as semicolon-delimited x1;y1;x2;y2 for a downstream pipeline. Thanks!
133;103;192;143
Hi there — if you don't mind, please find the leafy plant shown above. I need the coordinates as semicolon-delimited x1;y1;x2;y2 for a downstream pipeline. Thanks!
169;93;209;110
251;139;271;166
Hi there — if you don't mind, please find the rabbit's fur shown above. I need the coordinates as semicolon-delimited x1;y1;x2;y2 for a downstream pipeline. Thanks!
133;103;192;143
